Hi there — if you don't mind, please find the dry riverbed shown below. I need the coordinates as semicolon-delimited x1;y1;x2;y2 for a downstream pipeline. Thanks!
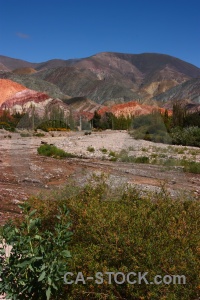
0;129;200;225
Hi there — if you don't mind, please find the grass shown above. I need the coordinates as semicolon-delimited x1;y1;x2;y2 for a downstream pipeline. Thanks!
109;156;117;161
182;160;200;174
20;133;32;137
188;149;200;156
37;144;76;159
100;147;108;154
109;150;116;157
87;146;95;152
33;132;45;137
156;157;200;174
119;149;149;163
117;149;200;174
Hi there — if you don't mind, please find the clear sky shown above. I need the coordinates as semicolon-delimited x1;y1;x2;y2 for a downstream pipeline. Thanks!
0;0;200;67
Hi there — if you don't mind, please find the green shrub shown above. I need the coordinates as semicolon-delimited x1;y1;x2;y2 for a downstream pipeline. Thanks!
1;176;200;299
34;133;45;137
0;203;72;300
182;160;200;174
109;150;116;157
37;144;76;158
25;175;200;300
171;126;200;147
134;156;149;163
100;148;107;153
36;120;69;132
119;150;149;164
109;156;117;161
87;146;95;152
158;158;200;174
131;125;172;144
20;133;32;137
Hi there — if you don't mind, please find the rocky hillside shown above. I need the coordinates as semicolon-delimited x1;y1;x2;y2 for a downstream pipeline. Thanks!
1;52;200;105
0;79;27;105
1;79;165;120
98;101;170;118
0;72;69;100
0;79;69;117
154;78;200;104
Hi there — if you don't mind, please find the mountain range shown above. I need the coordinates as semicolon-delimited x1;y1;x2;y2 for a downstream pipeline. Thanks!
0;52;200;116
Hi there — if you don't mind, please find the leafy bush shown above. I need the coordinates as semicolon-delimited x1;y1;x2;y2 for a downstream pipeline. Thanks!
1;176;199;299
25;176;200;299
0;121;12;131
131;109;200;148
37;144;76;158
131;126;172;144
171;126;200;147
183;111;200;127
0;203;72;300
131;112;172;144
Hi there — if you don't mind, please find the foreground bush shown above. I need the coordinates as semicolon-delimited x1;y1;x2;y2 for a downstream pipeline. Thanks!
0;203;72;300
26;175;200;299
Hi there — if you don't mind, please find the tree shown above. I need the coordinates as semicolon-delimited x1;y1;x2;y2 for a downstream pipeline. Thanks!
92;110;101;129
172;101;186;128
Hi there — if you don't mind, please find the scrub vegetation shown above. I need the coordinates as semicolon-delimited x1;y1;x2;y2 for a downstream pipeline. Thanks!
0;175;199;299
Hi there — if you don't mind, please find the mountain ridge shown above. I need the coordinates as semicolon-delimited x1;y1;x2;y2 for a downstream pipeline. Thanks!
0;52;200;106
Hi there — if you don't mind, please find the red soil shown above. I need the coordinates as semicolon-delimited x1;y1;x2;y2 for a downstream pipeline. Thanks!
98;101;172;117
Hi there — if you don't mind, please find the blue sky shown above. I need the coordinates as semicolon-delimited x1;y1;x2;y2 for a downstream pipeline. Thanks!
0;0;200;67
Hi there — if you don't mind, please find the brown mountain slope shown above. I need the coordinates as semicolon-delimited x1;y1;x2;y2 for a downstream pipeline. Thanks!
32;52;200;104
12;67;37;75
0;55;35;71
1;52;200;105
0;62;10;71
154;78;200;104
0;55;79;71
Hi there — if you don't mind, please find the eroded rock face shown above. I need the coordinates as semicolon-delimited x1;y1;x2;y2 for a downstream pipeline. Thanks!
0;79;27;106
98;101;171;118
0;79;69;117
1;89;50;113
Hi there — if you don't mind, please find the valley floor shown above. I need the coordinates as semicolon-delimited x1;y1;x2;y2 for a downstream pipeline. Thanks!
0;129;200;225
